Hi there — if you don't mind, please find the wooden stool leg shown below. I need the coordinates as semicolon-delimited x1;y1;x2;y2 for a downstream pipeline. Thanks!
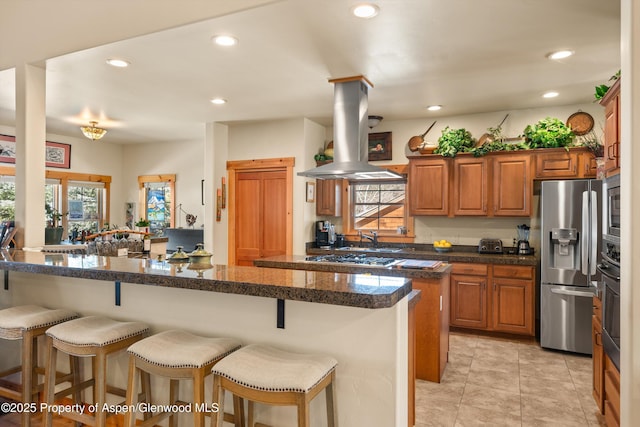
70;354;82;427
326;373;336;427
95;351;108;427
21;331;35;427
212;375;225;427
43;338;57;427
248;400;255;427
296;395;309;427
193;368;205;427
124;356;138;427
168;378;179;427
141;370;152;420
233;396;244;427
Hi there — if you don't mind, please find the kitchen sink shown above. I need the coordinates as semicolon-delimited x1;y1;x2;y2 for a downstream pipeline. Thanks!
336;247;403;253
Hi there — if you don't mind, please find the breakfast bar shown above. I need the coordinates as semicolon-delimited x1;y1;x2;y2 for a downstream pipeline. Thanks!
0;251;411;426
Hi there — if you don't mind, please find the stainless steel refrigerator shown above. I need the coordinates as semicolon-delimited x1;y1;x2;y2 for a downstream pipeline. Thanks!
540;179;601;354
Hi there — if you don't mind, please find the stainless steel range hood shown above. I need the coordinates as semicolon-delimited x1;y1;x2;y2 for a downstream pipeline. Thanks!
298;76;401;180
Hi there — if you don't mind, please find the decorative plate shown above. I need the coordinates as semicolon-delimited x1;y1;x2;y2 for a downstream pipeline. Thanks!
566;111;595;136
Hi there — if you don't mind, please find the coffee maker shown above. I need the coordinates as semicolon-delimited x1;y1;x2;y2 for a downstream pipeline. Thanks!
517;224;533;255
315;220;335;248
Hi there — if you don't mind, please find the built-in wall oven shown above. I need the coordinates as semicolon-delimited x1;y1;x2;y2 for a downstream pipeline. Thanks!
599;173;621;370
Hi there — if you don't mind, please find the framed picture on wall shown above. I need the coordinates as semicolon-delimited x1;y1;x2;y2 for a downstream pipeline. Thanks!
368;132;392;161
0;134;16;164
45;141;71;168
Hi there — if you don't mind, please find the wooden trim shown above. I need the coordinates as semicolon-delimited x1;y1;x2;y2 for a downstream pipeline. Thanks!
328;75;373;88
137;174;176;228
226;157;295;266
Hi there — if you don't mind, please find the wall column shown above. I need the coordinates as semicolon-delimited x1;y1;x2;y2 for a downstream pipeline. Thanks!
14;63;46;248
204;122;229;263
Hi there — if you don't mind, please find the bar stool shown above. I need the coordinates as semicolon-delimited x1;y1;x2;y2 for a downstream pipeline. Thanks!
211;344;338;427
0;305;79;427
124;329;242;427
43;315;149;427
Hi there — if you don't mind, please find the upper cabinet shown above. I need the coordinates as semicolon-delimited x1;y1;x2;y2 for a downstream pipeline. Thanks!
451;156;488;216
408;157;450;216
492;153;531;217
316;179;343;217
601;78;621;177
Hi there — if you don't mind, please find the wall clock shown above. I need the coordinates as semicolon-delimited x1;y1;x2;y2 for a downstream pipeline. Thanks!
566;111;595;136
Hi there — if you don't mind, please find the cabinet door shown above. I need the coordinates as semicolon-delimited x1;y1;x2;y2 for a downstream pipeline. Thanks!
602;79;620;176
492;154;531;217
409;158;450;216
452;156;488;215
535;150;579;178
492;277;534;335
582;152;598;178
450;274;487;329
592;307;604;412
316;179;342;216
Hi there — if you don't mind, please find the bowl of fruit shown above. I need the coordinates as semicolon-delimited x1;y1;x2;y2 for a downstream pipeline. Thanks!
433;239;453;253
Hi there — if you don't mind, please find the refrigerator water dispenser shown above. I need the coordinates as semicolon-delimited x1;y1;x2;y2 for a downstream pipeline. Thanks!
551;228;578;269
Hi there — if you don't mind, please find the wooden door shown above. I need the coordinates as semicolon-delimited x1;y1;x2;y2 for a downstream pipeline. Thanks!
492;154;530;217
491;277;533;335
450;274;487;329
234;169;287;266
452;156;488;216
408;158;450;216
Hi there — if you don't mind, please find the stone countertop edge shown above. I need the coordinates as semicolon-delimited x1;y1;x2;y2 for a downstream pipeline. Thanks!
254;256;452;279
0;251;411;310
305;247;538;266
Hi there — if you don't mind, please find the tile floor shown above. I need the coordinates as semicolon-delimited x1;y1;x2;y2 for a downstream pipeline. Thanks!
415;331;606;426
1;331;605;426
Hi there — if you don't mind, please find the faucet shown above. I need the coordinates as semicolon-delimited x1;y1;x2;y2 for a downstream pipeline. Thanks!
361;231;378;248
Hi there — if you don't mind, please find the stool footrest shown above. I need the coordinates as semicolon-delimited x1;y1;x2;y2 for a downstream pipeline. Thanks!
0;365;22;379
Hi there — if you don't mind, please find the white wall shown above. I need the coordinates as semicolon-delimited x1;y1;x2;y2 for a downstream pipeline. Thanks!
121;139;205;229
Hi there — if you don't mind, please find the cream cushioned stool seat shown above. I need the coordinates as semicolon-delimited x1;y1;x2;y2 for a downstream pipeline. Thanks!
124;329;242;427
0;305;78;427
43;315;149;427
211;344;338;427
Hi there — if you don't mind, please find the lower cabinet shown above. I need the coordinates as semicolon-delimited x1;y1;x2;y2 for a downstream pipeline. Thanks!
412;275;449;383
604;354;621;427
592;296;604;412
450;263;535;336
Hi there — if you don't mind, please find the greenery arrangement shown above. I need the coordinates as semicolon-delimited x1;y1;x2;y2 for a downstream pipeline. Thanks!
433;127;476;157
469;140;529;157
135;218;150;227
577;130;604;157
45;203;65;228
522;117;575;149
594;70;621;101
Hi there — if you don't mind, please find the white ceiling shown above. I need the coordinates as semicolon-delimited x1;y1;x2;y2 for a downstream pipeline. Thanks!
0;0;621;145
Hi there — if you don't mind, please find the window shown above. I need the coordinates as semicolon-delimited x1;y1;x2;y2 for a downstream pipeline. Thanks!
138;175;175;233
352;180;407;232
0;175;15;222
67;181;105;232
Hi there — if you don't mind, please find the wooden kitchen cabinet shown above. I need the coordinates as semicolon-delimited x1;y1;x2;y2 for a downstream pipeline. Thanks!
592;295;604;412
492;153;531;217
492;265;534;335
604;354;620;427
412;276;449;383
315;179;342;216
601;78;621;177
408;157;450;216
450;263;488;329
450;263;535;336
452;156;488;215
535;149;580;178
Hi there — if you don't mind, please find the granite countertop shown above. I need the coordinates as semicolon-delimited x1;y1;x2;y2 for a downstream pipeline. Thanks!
254;254;452;279
0;250;410;309
305;244;538;266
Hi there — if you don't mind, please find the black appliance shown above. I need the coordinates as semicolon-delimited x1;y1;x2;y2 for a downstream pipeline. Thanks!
315;221;335;248
600;173;621;370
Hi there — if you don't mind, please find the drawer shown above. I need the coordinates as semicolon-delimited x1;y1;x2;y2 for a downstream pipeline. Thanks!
604;400;620;427
493;265;533;279
604;370;620;411
451;263;487;276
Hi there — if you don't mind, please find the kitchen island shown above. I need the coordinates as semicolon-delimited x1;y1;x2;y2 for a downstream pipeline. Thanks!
0;251;411;426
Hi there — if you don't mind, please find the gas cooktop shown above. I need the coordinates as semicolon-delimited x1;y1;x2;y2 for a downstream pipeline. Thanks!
305;254;401;268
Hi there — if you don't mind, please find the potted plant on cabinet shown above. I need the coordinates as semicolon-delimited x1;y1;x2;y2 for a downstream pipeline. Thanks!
135;218;150;234
45;203;65;245
523;117;575;149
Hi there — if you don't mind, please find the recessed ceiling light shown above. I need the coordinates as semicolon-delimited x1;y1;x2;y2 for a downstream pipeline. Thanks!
351;3;379;18
210;98;227;105
427;105;442;111
106;59;130;68
543;91;559;98
212;35;238;47
547;50;574;60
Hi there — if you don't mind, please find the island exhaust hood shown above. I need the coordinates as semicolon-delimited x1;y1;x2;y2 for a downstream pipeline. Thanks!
298;76;401;180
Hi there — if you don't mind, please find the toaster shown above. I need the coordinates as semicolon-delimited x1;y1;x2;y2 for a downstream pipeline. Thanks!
478;238;503;254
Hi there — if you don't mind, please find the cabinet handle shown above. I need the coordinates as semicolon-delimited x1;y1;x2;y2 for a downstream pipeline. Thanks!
614;142;619;158
595;331;602;346
493;282;496;291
